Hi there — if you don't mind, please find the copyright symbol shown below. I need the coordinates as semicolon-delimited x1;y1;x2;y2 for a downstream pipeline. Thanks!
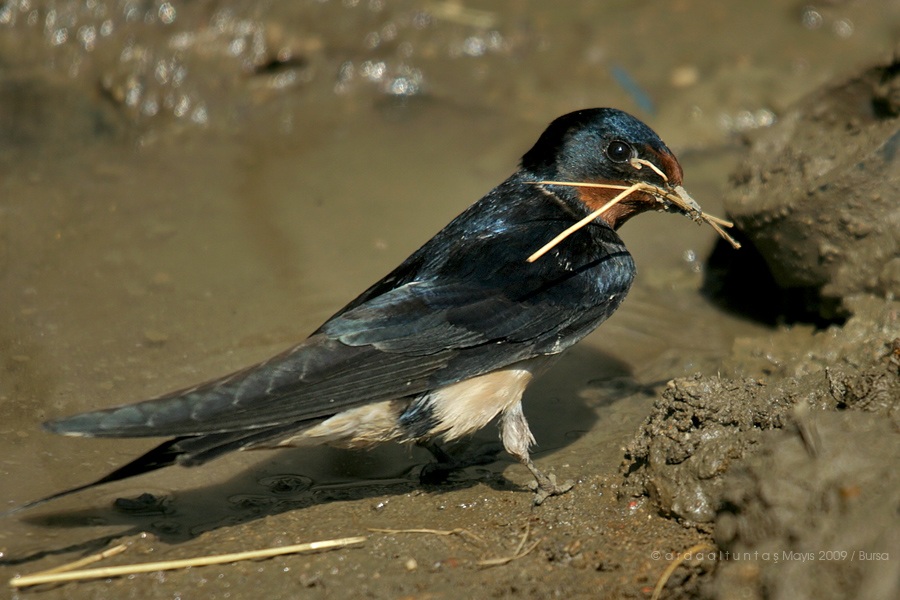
651;551;661;560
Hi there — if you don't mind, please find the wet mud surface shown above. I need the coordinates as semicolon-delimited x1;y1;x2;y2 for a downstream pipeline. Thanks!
1;1;899;599
725;58;900;321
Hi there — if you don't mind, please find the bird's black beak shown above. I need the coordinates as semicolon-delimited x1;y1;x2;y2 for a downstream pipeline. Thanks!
643;182;741;249
649;182;705;218
526;174;741;264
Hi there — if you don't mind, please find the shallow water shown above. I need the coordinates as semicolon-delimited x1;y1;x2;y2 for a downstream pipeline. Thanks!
1;1;896;597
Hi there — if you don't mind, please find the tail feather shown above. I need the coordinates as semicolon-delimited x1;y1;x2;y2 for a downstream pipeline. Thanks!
4;422;312;516
2;438;184;516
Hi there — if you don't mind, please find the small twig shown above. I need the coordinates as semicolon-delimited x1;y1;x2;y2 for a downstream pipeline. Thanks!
527;182;644;262
651;542;715;600
526;178;740;263
10;536;366;589
511;522;531;556
476;539;541;567
630;157;669;182
791;402;821;458
476;523;540;567
369;527;485;546
28;544;129;577
663;184;740;249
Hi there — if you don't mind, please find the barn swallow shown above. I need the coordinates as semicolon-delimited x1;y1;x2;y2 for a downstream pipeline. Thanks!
10;108;736;513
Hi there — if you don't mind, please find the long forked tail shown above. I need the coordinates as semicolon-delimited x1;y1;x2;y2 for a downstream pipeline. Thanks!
3;421;310;517
2;438;186;517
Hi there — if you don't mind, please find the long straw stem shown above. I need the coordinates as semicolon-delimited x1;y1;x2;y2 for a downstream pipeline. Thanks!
527;183;643;262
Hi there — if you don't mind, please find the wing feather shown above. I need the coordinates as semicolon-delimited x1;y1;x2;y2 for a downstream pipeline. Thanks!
46;192;636;439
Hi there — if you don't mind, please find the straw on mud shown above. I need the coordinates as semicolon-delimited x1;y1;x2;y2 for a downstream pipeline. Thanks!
510;522;531;556
28;544;129;577
9;536;366;589
651;542;715;600
476;538;541;567
476;523;540;567
369;527;485;546
370;524;537;567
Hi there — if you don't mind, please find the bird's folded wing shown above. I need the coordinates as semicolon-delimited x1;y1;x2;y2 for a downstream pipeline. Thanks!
45;278;578;438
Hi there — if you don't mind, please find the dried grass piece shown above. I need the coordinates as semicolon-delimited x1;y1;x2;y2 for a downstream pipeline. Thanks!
651;542;715;600
369;527;485;546
527;182;644;262
526;179;740;263
29;544;129;577
629;157;669;182
476;523;540;567
476;539;541;567
9;536;366;589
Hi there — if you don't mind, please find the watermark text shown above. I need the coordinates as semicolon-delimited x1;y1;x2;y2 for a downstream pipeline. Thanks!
650;550;891;563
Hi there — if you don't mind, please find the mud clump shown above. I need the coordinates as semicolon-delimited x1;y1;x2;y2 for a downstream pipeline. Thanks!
724;56;900;320
622;297;900;520
711;409;900;600
622;376;791;523
622;299;899;599
623;55;900;600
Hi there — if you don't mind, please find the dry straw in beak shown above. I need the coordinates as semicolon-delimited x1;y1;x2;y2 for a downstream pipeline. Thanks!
526;158;740;262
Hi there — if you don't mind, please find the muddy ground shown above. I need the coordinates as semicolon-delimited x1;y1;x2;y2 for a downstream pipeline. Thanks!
1;1;898;599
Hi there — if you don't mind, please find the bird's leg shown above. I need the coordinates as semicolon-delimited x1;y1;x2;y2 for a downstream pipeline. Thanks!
500;401;573;505
418;439;458;484
417;439;503;485
420;439;455;464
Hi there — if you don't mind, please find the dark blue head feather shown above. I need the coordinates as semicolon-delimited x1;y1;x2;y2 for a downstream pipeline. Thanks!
520;108;673;182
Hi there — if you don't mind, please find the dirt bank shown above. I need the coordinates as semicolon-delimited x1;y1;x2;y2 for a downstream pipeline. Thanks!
623;55;900;599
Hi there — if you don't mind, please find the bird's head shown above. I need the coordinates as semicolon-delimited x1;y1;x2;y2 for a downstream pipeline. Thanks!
520;108;738;261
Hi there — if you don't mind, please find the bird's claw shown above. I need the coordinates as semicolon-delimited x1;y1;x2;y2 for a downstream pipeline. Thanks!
528;472;574;505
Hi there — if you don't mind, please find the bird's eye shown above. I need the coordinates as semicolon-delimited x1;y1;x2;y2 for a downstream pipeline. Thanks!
605;140;633;163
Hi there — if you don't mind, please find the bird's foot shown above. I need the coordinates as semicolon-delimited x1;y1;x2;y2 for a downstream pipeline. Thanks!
526;466;574;506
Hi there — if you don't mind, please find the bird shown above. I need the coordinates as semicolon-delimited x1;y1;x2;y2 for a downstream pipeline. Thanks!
9;108;736;514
